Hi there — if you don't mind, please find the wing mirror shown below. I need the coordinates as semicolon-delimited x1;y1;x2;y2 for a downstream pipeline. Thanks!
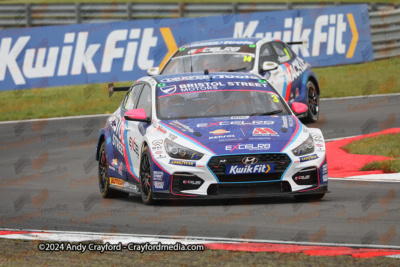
124;109;150;122
291;102;308;116
262;61;279;71
147;67;160;76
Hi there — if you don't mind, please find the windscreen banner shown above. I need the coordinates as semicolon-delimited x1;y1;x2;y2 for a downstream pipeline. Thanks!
0;4;373;91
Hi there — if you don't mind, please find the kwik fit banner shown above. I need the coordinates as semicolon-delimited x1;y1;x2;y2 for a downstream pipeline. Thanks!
0;4;373;91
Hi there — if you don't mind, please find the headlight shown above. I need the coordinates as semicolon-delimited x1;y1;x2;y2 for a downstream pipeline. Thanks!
164;139;204;160
292;134;314;156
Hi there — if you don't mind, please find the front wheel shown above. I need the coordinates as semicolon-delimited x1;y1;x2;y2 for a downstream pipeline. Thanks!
303;80;319;123
140;147;155;205
98;141;129;198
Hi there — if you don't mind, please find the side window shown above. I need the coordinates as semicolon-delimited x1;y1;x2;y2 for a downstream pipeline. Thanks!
137;85;152;117
283;43;295;59
259;44;276;70
124;84;143;110
271;42;291;64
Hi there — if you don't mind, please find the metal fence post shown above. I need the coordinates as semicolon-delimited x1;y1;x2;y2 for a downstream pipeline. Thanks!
75;3;81;24
127;2;132;20
25;4;32;27
178;2;184;18
370;2;377;12
232;2;239;14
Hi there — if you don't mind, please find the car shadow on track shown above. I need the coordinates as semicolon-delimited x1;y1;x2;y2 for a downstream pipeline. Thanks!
119;194;326;208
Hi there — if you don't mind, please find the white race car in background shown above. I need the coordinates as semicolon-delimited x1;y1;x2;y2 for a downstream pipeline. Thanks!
148;37;320;123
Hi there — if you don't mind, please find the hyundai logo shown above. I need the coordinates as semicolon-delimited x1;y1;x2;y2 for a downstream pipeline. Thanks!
242;157;258;165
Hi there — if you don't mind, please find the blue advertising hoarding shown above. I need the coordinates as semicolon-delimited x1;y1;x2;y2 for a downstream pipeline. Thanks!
0;4;373;91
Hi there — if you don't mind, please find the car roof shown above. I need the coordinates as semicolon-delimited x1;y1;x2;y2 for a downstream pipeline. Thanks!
182;37;272;48
151;72;277;97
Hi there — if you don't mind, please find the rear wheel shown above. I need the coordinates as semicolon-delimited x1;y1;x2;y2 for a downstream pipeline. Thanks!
303;80;319;123
294;193;325;202
98;141;129;198
140;147;155;205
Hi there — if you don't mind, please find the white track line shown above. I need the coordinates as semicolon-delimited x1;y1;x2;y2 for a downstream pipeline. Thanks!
320;92;400;101
1;228;400;250
0;114;110;124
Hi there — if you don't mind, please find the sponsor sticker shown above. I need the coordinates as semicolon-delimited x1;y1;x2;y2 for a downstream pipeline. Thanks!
225;143;270;151
118;162;123;175
323;164;328;175
226;163;274;175
252;128;278;136
311;133;324;143
282;116;288;128
188;46;241;54
111;159;118;166
231;116;249;119
151;139;163;151
159;85;177;94
295;175;310;181
153;171;164;181
124;182;138;191
154;181;164;189
109;165;116;171
299;154;319;162
112;135;124;155
170;120;194;133
110;177;124;187
183;180;201;185
197;121;273;127
209;134;235;140
169;160;196;167
209;129;230;135
156;126;167;134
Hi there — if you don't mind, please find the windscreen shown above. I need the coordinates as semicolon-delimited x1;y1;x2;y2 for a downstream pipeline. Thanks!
161;53;255;74
157;90;290;120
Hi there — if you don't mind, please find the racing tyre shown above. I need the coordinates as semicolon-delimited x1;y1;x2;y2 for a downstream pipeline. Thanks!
98;141;129;198
140;147;155;205
293;193;325;202
303;80;319;123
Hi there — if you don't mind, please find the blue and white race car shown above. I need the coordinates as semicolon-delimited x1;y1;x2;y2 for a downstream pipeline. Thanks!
148;38;320;123
96;73;328;205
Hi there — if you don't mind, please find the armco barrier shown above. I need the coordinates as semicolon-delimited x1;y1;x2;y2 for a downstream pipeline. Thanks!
0;4;373;91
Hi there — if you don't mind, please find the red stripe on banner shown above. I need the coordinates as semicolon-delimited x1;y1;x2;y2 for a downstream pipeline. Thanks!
204;243;400;258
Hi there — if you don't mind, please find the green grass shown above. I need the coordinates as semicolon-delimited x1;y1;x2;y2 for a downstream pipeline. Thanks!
0;82;128;121
315;57;400;98
0;239;399;266
343;133;400;173
0;57;399;121
1;0;398;4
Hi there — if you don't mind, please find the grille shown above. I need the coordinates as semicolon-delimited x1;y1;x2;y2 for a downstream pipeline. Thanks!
207;181;292;196
207;154;291;183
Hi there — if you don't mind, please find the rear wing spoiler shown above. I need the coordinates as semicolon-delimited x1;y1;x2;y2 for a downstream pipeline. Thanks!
108;83;130;98
287;39;309;49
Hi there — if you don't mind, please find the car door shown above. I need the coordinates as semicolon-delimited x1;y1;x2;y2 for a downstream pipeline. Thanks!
261;42;298;103
259;43;286;95
119;83;143;182
124;83;152;181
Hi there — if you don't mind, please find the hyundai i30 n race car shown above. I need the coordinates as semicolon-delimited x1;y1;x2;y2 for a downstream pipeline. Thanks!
148;38;320;123
96;73;328;205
